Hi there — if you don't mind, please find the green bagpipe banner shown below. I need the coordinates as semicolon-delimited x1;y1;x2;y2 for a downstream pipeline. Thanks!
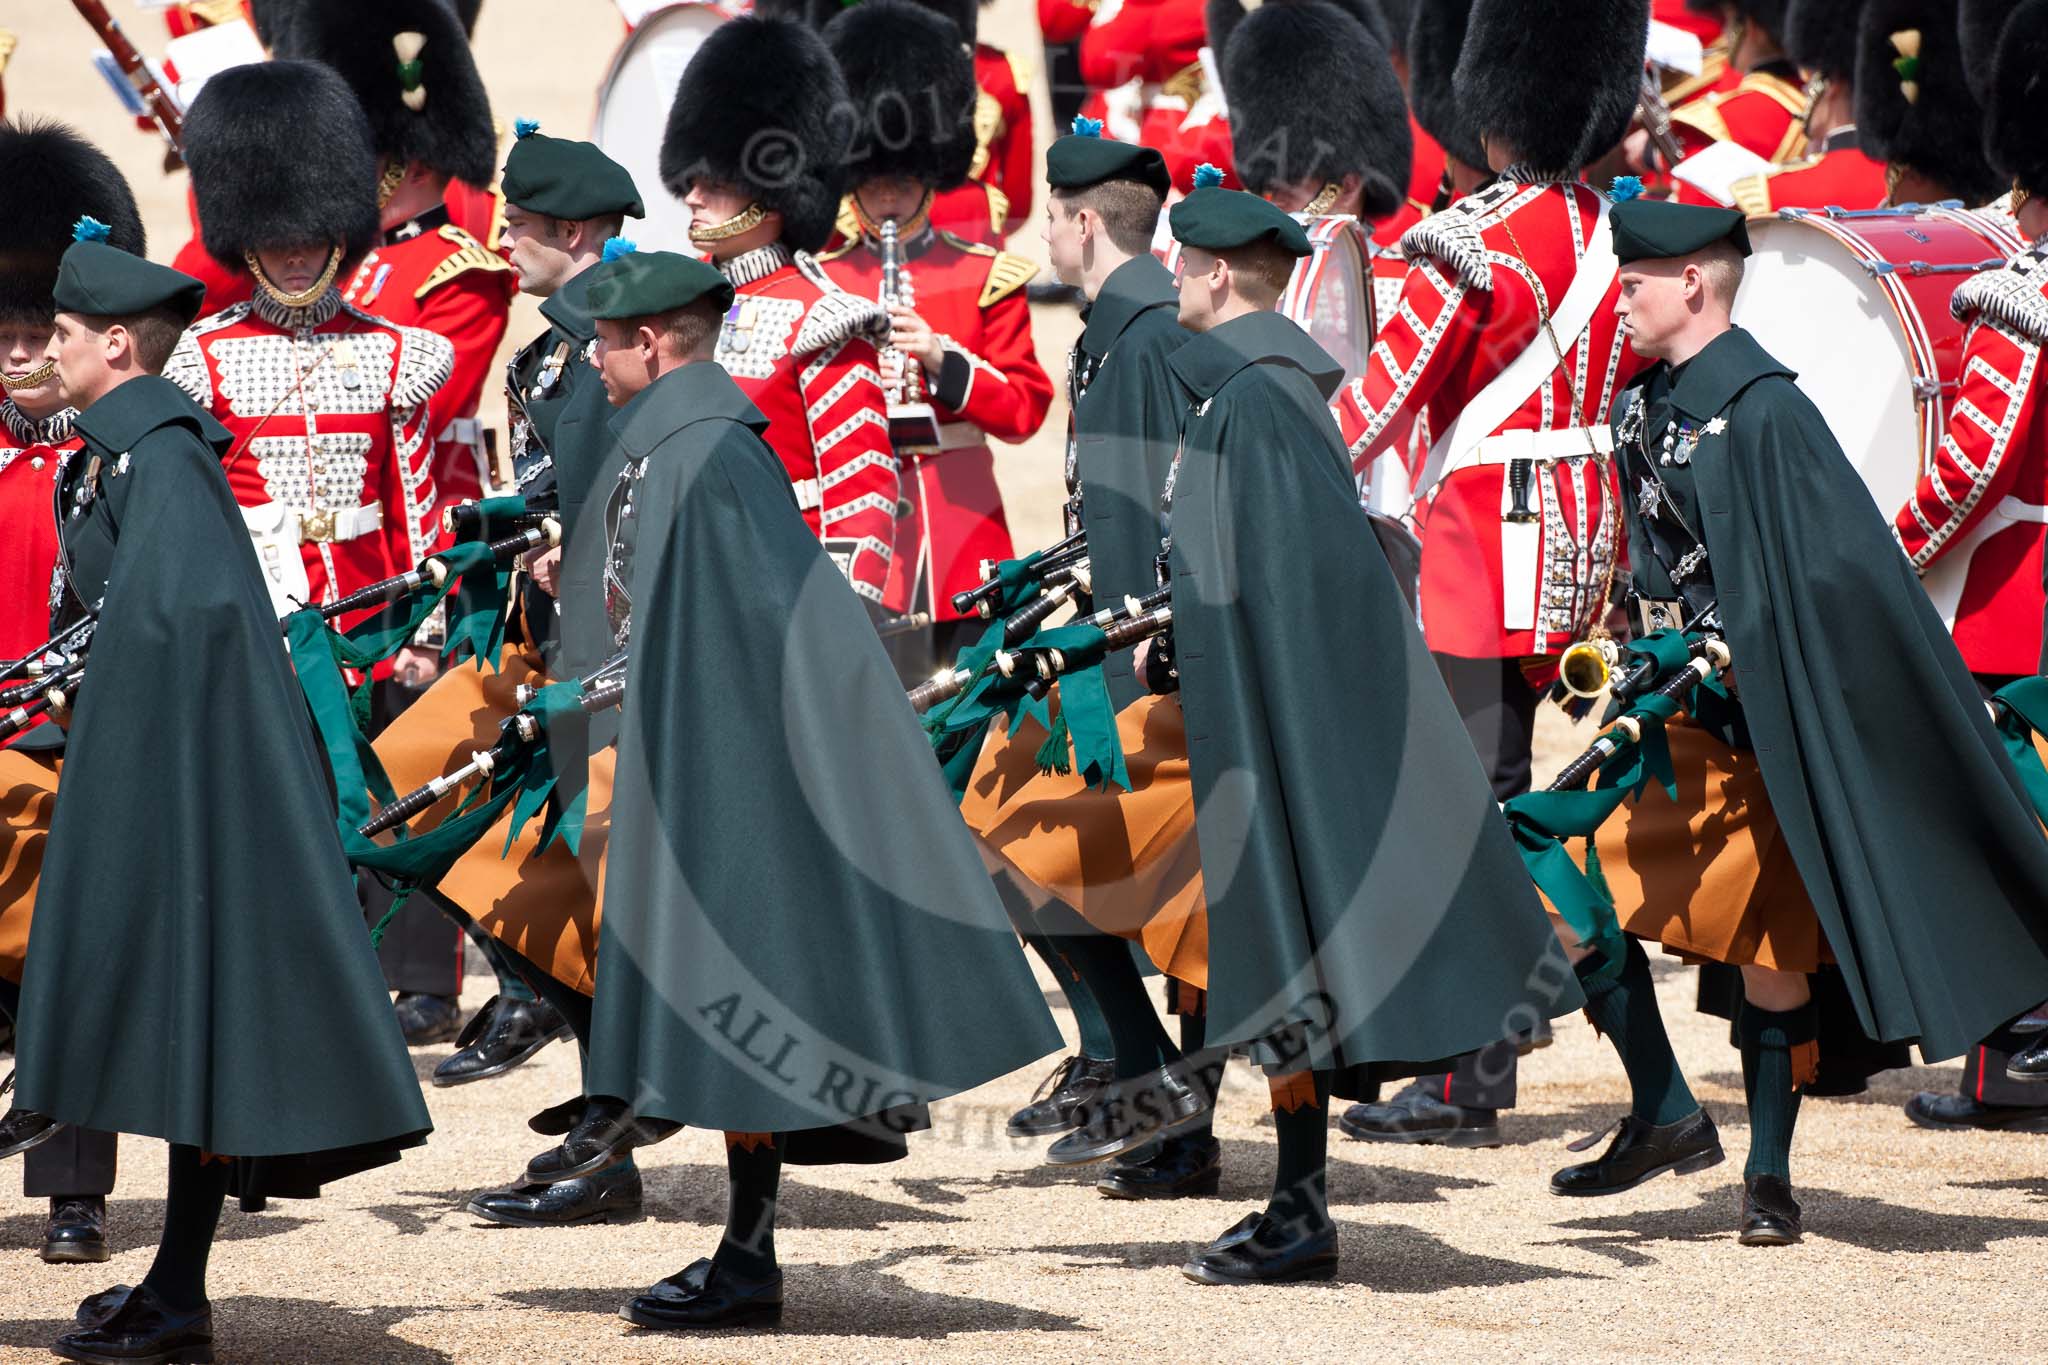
281;496;584;942
1501;630;1724;979
922;549;1132;801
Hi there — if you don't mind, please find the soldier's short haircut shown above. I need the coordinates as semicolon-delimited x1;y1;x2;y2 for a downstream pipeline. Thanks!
1218;241;1298;307
661;297;727;360
86;306;186;374
547;213;627;249
1699;243;1745;308
1053;182;1165;256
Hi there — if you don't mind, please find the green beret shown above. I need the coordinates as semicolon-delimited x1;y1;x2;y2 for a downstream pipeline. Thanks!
1167;174;1312;258
501;119;644;221
52;232;205;324
1045;117;1171;196
1609;191;1751;266
584;244;735;321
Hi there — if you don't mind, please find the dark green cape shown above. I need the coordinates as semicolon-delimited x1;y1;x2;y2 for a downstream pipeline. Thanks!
17;376;430;1172
1621;328;2048;1061
1073;253;1191;708
1165;313;1582;1071
584;363;1061;1135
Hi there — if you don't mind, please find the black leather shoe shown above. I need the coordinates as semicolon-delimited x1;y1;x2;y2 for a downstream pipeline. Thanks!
77;1286;134;1328
43;1196;109;1264
2013;1003;2048;1036
1045;1058;1218;1166
0;1090;61;1160
52;1283;213;1364
529;1094;588;1136
393;993;462;1047
1904;1090;2048;1131
1516;1018;1555;1055
1097;1133;1222;1199
1336;1080;1502;1148
2007;1035;2048;1083
1006;1054;1115;1138
466;1163;643;1227
432;996;570;1087
620;1258;784;1330
1738;1174;1802;1246
526;1099;682;1185
1181;1211;1339;1285
1550;1110;1724;1196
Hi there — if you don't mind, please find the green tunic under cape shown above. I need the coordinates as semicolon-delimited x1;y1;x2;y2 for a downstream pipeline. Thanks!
583;362;1062;1138
1162;311;1584;1074
1615;327;2048;1061
17;375;429;1190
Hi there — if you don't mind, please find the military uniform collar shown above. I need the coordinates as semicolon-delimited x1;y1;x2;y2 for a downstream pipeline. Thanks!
719;242;794;287
1665;327;1795;421
73;375;232;456
251;285;344;332
539;261;601;343
1;400;76;448
387;203;452;243
1168;309;1344;403
1080;254;1177;355
1819;125;1861;155
609;361;770;454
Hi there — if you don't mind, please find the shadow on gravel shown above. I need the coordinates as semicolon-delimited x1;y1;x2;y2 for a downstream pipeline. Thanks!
0;1201;310;1251
1697;1065;1961;1107
1541;1184;2048;1263
1953;1177;2048;1202
638;1163;965;1230
0;1299;459;1363
499;1244;1084;1337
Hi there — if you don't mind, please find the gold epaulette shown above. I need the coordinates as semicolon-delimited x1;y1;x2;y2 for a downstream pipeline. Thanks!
981;249;1040;307
1663;43;1729;105
971;90;1004;180
983;181;1010;236
1727;172;1773;218
188;0;245;27
0;30;16;76
814;233;858;263
416;224;511;299
1161;59;1206;106
834;196;861;249
1004;48;1034;93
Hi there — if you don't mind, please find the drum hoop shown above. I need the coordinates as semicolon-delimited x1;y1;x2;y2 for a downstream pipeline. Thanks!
1279;216;1374;345
594;2;734;124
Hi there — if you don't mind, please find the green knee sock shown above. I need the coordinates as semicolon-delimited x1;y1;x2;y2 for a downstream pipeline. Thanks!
142;1145;231;1311
713;1133;783;1280
1048;932;1175;1079
1022;930;1116;1061
1264;1070;1331;1241
1577;939;1698;1127
1739;1000;1816;1180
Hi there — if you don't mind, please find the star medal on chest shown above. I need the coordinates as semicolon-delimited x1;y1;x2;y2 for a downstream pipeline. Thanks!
1637;474;1664;523
723;299;753;355
1659;419;1702;467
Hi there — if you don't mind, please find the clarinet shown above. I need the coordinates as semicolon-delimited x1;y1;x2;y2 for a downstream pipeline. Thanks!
70;0;183;154
1637;71;1688;172
1546;634;1731;793
314;517;562;622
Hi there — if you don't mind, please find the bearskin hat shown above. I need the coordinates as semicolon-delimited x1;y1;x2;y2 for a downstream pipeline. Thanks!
824;0;978;190
0;120;145;323
1371;0;1417;56
1408;0;1487;170
661;17;853;253
1983;0;2048;195
1784;0;1868;79
1856;0;2002;202
449;0;483;34
1690;0;1791;34
1455;0;1651;176
1220;1;1412;213
279;0;497;186
1208;0;1390;60
1958;0;2021;99
247;0;302;50
184;61;382;267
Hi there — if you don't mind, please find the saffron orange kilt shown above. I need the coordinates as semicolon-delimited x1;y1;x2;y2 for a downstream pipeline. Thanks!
370;647;610;996
959;694;1208;989
0;746;58;987
1548;715;1825;972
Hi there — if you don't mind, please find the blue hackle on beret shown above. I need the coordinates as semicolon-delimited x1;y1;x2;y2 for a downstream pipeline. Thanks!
1192;163;1226;190
602;237;638;263
1070;115;1105;137
1609;175;1645;203
72;216;113;244
515;117;542;139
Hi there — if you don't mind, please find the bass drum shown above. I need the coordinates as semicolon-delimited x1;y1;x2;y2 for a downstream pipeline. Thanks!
593;2;734;254
1731;203;2024;622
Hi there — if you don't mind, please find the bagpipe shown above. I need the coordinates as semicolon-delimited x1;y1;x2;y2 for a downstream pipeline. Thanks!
317;512;561;623
0;610;103;746
1503;603;1730;975
950;528;1088;620
907;590;1171;715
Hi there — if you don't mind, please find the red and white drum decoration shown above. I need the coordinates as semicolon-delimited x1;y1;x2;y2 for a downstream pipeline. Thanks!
592;1;736;255
1731;202;2025;619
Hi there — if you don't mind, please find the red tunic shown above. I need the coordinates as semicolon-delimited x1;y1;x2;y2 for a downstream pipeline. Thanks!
343;207;515;511
1039;0;1096;45
1333;178;1647;662
819;222;1052;619
973;44;1035;239
0;404;76;660
164;289;453;624
1079;0;1214;192
1728;134;1889;215
1652;0;1722;47
1892;244;2048;676
1669;65;1810;205
1374;114;1448;245
713;244;901;603
162;1;254;37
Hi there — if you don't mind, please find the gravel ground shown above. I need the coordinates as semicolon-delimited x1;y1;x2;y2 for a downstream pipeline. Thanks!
9;4;2048;1361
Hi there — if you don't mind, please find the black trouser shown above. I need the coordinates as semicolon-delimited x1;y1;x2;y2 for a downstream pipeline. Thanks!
1961;1023;2048;1108
1046;39;1088;130
1424;653;1544;1111
363;677;465;997
1;977;118;1197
